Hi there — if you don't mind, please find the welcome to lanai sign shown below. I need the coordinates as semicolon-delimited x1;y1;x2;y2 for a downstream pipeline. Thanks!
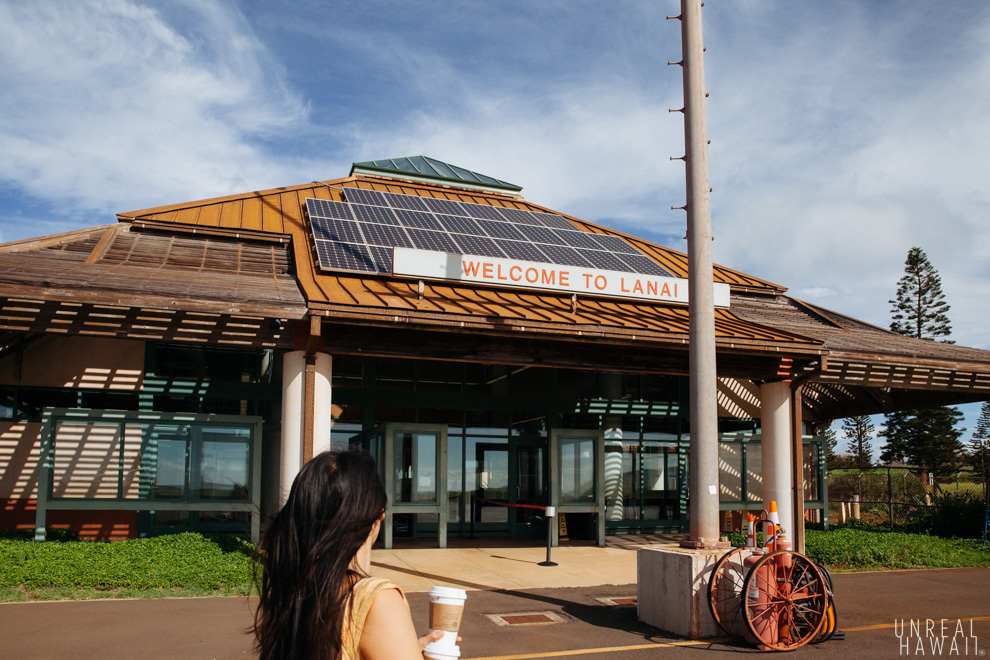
392;247;731;307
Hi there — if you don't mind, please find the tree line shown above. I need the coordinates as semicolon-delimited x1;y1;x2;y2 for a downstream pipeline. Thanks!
820;247;989;482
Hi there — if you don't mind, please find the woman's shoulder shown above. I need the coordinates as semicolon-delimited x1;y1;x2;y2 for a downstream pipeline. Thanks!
352;576;406;609
354;576;402;595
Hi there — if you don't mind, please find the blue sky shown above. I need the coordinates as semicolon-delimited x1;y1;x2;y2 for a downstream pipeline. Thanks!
1;1;988;450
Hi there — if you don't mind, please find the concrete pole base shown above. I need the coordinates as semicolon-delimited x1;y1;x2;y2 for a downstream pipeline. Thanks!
679;538;731;550
637;546;724;639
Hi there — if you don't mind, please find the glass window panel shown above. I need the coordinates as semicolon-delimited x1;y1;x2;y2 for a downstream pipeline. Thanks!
193;427;251;500
146;424;189;499
447;430;464;524
719;442;744;502
803;442;820;500
603;436;631;521
511;410;546;437
52;421;122;499
746;443;763;502
560;436;595;503
642;438;678;520
394;432;437;503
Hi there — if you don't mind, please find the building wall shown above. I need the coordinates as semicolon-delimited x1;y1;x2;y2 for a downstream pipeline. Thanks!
0;335;144;389
0;336;145;539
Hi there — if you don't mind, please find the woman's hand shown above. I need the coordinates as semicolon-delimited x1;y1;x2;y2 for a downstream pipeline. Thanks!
418;630;464;654
418;630;445;652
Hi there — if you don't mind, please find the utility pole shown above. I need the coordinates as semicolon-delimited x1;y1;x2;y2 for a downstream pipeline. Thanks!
671;0;722;548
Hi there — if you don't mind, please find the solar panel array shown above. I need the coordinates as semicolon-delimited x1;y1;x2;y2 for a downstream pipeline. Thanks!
305;188;672;278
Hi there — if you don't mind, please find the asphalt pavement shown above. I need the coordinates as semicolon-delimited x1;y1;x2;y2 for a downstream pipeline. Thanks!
2;567;988;659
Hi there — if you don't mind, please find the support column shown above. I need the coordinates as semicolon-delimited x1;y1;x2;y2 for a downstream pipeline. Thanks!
280;350;332;505
760;381;794;539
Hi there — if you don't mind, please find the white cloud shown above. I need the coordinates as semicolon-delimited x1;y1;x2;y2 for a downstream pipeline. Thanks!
0;0;313;219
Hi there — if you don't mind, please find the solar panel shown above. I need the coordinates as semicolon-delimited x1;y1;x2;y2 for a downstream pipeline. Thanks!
476;219;526;240
383;191;430;211
436;214;482;235
406;228;462;253
421;197;466;216
452;234;506;258
351;204;398;224
589;233;640;255
315;241;386;273
539;244;593;268
532;212;577;230
459;201;506;221
496;207;543;226
344;188;389;207
308;199;354;220
359;222;413;249
555;230;602;250
312;216;364;243
497;240;550;262
580;250;631;272
394;208;443;230
614;253;671;276
308;191;675;281
516;224;568;246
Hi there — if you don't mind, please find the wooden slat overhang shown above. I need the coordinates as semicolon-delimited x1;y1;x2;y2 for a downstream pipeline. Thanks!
0;223;305;347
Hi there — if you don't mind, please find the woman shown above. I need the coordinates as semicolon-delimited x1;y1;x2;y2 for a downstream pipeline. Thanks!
254;449;445;659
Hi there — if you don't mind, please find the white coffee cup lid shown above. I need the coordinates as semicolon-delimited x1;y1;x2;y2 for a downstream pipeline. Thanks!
429;586;467;599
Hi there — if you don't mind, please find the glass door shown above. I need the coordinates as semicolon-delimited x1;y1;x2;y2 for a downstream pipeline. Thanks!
380;423;448;549
508;438;547;536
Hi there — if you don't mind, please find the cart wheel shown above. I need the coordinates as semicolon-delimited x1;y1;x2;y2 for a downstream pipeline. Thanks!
708;546;755;637
742;550;828;651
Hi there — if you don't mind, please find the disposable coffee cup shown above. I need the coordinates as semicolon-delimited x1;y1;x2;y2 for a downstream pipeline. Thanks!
424;586;466;658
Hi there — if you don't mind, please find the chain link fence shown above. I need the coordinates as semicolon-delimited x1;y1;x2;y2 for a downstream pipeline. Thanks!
827;466;988;526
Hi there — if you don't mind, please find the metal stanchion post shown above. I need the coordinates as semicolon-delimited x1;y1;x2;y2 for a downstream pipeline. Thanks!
539;506;557;567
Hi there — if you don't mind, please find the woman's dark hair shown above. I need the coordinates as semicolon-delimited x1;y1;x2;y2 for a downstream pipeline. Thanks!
253;449;387;660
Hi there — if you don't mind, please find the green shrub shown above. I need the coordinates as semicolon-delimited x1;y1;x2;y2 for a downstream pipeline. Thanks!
898;491;988;539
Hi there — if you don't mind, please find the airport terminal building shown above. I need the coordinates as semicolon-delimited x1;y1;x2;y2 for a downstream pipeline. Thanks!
1;157;988;545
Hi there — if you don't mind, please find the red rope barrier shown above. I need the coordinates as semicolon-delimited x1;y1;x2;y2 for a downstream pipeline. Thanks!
473;495;547;511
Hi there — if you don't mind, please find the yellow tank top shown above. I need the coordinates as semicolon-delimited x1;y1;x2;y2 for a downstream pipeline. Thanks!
340;577;407;660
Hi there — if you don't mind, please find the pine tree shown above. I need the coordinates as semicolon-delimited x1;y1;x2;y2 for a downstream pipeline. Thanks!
968;401;990;479
889;247;953;343
880;406;964;479
841;415;874;469
882;247;964;479
818;421;841;470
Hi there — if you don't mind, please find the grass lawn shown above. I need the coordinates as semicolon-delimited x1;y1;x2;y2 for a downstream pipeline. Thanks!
0;531;256;602
2;526;989;601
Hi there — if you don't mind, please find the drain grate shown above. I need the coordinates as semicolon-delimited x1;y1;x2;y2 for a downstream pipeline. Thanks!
594;596;638;607
485;610;568;627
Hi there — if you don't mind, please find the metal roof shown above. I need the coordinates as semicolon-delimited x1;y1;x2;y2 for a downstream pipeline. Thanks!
350;156;523;193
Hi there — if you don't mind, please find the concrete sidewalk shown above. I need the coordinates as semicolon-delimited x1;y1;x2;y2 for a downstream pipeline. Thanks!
370;534;680;593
